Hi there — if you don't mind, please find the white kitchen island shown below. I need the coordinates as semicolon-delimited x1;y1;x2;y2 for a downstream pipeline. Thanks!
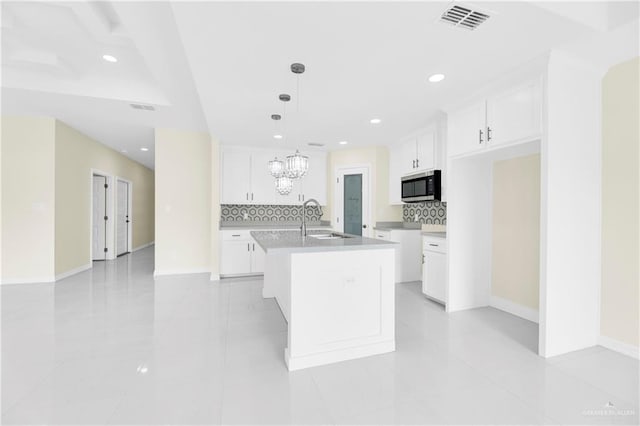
251;230;397;371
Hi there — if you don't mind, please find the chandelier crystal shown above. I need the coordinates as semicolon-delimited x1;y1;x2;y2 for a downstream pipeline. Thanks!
284;150;309;179
274;175;293;195
268;157;284;178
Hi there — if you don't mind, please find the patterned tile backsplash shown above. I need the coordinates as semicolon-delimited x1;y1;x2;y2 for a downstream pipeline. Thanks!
402;201;447;224
221;204;323;222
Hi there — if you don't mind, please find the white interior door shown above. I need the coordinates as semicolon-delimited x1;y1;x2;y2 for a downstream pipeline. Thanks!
92;175;107;260
116;180;129;256
335;166;371;237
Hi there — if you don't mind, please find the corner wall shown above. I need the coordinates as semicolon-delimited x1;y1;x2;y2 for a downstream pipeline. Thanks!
1;116;56;283
54;121;155;276
155;128;211;276
600;56;639;352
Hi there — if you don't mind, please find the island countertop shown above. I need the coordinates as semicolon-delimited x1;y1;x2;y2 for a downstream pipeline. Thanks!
251;230;397;254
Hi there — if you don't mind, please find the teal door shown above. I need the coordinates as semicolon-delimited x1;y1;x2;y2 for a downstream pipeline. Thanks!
343;174;363;236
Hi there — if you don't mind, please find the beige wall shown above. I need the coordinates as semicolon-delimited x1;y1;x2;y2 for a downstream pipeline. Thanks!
326;146;402;229
155;128;211;275
55;121;155;275
1;116;56;283
600;57;639;347
491;154;541;310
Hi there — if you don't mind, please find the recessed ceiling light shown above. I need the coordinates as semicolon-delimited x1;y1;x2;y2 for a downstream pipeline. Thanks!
339;141;348;145
120;149;127;153
370;118;381;124
140;147;149;152
428;73;445;83
273;134;283;139
102;54;118;63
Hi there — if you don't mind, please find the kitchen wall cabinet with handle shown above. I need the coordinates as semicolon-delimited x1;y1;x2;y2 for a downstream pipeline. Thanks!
221;147;327;206
389;116;446;204
447;78;542;158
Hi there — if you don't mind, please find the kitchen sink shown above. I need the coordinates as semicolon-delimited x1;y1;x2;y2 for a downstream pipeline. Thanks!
308;232;353;240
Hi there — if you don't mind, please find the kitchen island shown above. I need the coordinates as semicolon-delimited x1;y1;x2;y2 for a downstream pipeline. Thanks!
251;230;397;371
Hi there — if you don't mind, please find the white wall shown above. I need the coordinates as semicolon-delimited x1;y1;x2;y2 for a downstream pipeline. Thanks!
154;128;212;276
539;50;602;358
1;116;56;283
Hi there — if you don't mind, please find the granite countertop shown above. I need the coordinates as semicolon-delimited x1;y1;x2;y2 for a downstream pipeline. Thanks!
372;221;422;231
251;230;397;254
422;231;447;238
220;221;332;231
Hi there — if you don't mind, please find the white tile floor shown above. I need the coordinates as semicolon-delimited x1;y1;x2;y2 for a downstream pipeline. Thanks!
2;246;638;425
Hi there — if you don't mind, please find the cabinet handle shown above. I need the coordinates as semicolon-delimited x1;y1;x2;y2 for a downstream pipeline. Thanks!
412;159;415;168
416;158;419;168
251;193;254;201
422;254;425;264
487;126;492;142
479;129;484;144
252;243;255;251
247;243;250;251
429;243;439;247
246;193;249;200
302;194;305;201
232;234;241;237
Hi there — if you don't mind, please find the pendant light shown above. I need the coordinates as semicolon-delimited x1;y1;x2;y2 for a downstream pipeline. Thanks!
285;149;309;179
274;175;293;195
268;156;284;178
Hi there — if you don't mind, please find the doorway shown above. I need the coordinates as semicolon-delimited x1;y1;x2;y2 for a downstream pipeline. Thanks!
116;179;132;256
92;174;108;261
335;166;371;237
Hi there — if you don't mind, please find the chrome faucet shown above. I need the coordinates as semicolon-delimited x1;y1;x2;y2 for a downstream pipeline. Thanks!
301;198;322;237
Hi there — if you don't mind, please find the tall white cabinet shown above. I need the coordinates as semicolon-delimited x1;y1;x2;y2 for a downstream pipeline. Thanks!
221;147;327;205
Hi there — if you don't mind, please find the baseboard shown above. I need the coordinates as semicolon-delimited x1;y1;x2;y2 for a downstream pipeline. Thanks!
55;263;91;281
0;276;55;285
153;268;210;277
490;295;539;323
598;335;639;359
133;241;154;252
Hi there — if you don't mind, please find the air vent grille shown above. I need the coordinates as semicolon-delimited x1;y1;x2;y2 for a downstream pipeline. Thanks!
440;4;490;30
130;103;155;111
307;142;325;147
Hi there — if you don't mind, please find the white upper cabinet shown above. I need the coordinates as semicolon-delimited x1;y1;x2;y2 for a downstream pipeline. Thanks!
416;130;436;171
447;78;542;157
250;151;277;205
447;101;487;157
486;79;542;147
221;147;327;206
221;149;252;204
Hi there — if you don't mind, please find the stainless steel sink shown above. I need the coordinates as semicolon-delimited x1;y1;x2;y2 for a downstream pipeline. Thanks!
308;232;353;240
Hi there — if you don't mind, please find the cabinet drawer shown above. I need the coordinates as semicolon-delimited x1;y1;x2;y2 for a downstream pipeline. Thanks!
221;230;251;241
423;237;447;253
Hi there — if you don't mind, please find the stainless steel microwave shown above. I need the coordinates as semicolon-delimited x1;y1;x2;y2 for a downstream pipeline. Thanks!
401;170;441;202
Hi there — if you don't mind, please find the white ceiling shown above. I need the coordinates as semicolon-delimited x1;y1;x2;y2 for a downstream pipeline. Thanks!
1;1;638;169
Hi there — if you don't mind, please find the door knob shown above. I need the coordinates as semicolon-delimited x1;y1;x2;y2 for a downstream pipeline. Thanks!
362;224;367;229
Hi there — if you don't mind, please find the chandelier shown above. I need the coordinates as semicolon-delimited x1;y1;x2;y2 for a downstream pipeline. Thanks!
267;62;309;195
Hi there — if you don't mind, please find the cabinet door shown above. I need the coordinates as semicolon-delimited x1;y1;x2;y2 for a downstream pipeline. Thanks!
250;240;265;273
400;138;418;174
486;79;542;147
220;240;251;275
250;151;277;205
275;179;301;205
221;150;252;204
422;251;446;303
447;101;486;157
416;130;435;171
299;152;327;205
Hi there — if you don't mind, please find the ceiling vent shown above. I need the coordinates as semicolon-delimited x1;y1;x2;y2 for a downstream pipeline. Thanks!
130;103;155;111
307;142;325;147
439;4;490;30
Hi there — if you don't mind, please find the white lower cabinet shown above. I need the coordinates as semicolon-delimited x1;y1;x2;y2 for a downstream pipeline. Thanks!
422;236;447;305
220;230;264;276
374;229;422;283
